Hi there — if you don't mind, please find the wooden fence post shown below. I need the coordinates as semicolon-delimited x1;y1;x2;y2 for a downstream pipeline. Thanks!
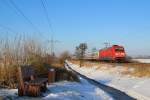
17;67;25;96
48;68;55;85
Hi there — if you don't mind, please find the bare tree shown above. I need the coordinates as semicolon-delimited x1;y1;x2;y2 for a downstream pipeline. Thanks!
75;43;88;67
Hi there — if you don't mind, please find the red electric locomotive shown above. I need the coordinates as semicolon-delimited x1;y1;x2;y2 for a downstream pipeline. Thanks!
99;45;126;62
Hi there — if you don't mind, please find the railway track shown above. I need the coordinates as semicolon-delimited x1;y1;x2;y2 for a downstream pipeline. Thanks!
65;62;136;100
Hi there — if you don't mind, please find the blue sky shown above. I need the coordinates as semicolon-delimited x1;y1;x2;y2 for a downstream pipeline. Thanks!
0;0;150;56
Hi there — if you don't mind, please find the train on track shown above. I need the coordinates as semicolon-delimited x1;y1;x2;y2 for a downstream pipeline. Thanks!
99;45;126;62
85;45;127;62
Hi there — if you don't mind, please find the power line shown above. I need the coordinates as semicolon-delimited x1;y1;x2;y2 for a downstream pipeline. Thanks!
8;0;41;34
47;39;60;56
0;24;18;34
1;0;20;17
104;42;110;48
40;0;54;34
40;0;60;56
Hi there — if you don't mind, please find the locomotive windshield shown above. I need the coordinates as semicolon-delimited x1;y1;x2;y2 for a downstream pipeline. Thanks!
115;48;124;52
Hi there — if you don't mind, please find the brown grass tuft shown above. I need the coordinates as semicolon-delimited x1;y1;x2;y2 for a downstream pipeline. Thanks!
71;60;150;78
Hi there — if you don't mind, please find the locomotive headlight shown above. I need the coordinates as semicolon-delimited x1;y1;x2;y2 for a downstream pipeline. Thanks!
121;53;125;55
115;53;125;56
115;53;119;56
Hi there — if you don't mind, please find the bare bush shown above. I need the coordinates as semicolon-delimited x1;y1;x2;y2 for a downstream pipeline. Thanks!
0;34;52;88
59;51;71;66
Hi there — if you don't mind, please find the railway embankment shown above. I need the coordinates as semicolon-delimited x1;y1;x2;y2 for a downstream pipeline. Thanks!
65;61;136;100
67;60;150;100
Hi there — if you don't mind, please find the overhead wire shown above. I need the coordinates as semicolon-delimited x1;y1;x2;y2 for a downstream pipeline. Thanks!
40;0;54;35
1;0;20;17
0;0;19;34
0;24;18;34
8;0;42;34
40;0;57;55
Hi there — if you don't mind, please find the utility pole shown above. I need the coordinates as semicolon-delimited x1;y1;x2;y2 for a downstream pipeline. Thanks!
104;42;110;48
48;36;60;56
50;36;54;56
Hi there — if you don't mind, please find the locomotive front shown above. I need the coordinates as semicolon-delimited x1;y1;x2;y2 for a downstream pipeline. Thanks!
112;45;126;62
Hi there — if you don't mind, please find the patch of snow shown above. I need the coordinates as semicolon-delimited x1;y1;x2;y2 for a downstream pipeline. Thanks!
132;59;150;63
67;61;150;100
0;80;113;100
95;88;113;100
0;89;17;97
44;80;113;100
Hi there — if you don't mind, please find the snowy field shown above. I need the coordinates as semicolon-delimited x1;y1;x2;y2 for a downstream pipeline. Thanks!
67;61;150;100
132;59;150;63
0;79;113;100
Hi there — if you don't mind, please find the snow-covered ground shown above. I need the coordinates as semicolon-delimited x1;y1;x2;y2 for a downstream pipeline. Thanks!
0;79;113;100
67;61;150;100
44;80;113;100
132;59;150;63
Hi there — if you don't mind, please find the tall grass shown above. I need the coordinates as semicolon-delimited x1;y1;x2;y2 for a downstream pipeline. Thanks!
0;34;52;87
